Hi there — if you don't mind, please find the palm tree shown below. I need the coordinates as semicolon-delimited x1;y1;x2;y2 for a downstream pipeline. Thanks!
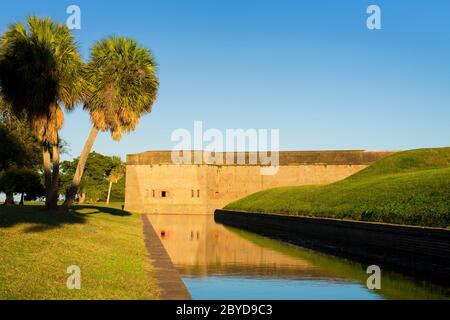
106;158;125;204
0;17;84;209
63;36;159;208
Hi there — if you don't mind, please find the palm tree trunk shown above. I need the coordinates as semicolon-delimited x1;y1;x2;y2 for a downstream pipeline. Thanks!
48;140;60;209
43;144;52;209
106;181;113;204
79;192;86;204
4;191;14;206
63;126;99;209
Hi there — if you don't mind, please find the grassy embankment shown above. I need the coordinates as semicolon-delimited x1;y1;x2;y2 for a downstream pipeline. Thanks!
226;147;450;228
0;202;159;299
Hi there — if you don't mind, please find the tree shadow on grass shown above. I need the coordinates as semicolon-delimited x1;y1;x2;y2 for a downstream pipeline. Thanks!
0;204;86;233
0;204;131;233
71;205;131;217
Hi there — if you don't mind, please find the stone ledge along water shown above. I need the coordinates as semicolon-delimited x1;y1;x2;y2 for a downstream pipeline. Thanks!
141;215;192;300
214;209;450;287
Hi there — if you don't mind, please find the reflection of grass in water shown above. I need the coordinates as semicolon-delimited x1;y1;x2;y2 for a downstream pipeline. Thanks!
226;226;450;300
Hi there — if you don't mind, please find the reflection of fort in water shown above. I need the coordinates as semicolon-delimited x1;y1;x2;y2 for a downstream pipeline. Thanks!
147;215;450;300
146;214;343;279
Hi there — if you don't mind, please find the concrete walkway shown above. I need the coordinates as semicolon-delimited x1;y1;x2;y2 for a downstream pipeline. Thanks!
141;215;192;300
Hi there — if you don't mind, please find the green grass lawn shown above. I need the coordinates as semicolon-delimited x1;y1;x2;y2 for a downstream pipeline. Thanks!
0;202;160;299
226;147;450;228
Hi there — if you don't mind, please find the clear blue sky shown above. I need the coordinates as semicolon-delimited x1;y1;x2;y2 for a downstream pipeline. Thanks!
1;0;449;160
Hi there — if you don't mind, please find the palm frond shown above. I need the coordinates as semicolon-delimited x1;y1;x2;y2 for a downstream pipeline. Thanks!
83;36;159;139
0;16;84;144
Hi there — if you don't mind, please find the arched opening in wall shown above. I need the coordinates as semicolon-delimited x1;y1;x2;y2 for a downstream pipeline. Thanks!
214;191;220;199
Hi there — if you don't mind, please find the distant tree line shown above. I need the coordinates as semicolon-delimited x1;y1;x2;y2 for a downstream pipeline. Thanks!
60;152;125;204
0;96;44;204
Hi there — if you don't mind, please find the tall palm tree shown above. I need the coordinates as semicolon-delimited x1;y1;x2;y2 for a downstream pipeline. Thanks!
106;158;125;204
0;17;84;209
63;37;159;208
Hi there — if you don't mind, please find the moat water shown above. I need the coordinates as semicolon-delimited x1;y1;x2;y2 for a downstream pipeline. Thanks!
147;215;449;300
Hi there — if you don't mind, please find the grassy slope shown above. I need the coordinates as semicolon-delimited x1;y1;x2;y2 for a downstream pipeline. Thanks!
226;147;450;228
0;203;159;299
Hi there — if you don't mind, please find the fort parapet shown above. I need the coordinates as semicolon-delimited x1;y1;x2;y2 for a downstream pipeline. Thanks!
125;150;395;214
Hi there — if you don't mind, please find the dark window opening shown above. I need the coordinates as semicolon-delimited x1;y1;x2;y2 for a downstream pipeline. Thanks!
161;191;168;198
